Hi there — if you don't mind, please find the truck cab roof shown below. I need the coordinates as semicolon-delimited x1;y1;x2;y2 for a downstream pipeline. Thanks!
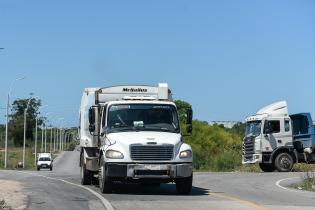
103;100;176;107
38;153;52;157
245;101;289;122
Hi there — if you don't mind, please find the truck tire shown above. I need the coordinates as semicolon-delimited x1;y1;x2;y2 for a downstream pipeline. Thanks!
274;152;294;172
80;154;92;185
50;166;53;171
176;175;193;195
99;157;112;193
81;164;92;185
259;163;275;172
37;167;40;171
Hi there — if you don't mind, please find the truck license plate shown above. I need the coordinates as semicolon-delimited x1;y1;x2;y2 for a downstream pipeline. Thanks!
141;165;167;170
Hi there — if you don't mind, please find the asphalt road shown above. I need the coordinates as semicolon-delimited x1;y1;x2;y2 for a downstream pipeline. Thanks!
1;149;315;210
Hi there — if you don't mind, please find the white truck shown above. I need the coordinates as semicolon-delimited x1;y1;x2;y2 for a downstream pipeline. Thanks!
242;101;315;172
79;83;193;194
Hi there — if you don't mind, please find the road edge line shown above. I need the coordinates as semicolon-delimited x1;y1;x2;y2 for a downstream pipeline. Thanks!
16;171;114;210
275;176;302;192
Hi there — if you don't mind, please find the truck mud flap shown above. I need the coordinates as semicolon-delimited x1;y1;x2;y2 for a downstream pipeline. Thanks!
86;157;99;171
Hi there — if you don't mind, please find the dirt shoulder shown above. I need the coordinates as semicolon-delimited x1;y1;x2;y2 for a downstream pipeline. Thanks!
0;179;27;210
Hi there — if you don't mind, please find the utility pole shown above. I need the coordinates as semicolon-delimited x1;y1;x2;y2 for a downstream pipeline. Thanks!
5;76;26;168
53;127;56;152
22;95;34;168
59;128;62;151
44;125;47;152
50;127;53;153
55;127;57;152
34;117;38;166
41;125;44;152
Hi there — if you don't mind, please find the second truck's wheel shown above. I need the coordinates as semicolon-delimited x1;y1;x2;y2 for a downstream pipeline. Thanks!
274;152;294;172
176;174;193;195
259;163;275;172
99;157;112;193
80;164;92;185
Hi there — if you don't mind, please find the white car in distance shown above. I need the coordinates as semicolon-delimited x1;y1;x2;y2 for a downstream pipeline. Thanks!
37;153;53;171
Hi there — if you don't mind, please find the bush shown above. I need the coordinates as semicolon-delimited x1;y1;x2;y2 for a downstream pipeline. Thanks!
65;141;78;151
184;121;243;171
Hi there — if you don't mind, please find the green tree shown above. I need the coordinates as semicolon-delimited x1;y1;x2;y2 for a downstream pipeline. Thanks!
175;100;192;123
230;122;245;138
8;98;42;146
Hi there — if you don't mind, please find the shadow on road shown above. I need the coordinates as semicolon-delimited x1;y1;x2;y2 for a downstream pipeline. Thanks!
105;183;209;196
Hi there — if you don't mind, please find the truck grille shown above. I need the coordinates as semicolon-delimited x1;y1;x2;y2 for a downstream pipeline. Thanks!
243;137;255;160
130;145;174;161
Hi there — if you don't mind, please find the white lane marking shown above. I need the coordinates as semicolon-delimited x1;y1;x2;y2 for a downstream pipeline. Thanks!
16;171;114;210
275;176;301;192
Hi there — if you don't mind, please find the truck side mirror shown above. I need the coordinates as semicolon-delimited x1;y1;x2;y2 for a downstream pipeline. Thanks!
186;108;193;133
89;108;96;132
186;108;193;125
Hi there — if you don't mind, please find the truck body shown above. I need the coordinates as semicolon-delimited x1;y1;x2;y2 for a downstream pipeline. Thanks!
79;83;193;194
242;101;315;172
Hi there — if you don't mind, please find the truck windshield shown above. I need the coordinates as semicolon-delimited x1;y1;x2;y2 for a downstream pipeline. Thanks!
107;104;180;133
39;157;50;161
245;121;261;138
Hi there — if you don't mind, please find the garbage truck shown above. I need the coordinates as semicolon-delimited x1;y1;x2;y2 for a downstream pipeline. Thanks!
242;101;315;172
79;83;193;194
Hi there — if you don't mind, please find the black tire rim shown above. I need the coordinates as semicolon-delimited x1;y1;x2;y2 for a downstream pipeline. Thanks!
279;155;291;170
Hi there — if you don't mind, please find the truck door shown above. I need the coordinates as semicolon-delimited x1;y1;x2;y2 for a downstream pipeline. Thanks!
263;118;283;151
282;118;293;147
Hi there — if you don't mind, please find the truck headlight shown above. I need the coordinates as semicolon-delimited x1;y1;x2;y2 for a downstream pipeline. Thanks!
105;150;124;159
179;150;192;159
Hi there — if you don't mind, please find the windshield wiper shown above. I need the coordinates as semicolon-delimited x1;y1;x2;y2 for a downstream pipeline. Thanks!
143;125;175;132
110;124;138;132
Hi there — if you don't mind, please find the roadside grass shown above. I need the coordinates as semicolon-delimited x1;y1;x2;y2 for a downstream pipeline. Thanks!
64;141;78;151
292;171;315;192
292;163;315;172
0;147;36;169
234;164;261;172
0;143;64;170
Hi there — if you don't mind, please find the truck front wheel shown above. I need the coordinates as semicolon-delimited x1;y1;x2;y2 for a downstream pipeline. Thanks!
274;152;294;172
99;157;112;193
176;175;193;195
259;163;275;172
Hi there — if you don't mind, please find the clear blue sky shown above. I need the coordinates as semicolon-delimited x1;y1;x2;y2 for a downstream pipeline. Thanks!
0;0;314;127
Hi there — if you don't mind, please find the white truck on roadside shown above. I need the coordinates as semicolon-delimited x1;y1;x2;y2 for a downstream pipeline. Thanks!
242;101;315;172
79;83;193;194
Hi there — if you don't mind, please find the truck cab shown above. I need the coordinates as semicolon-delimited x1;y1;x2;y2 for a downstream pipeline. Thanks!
243;101;315;172
79;84;193;194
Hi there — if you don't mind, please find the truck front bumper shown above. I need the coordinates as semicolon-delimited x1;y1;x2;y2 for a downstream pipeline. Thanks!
105;163;192;179
242;154;262;164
